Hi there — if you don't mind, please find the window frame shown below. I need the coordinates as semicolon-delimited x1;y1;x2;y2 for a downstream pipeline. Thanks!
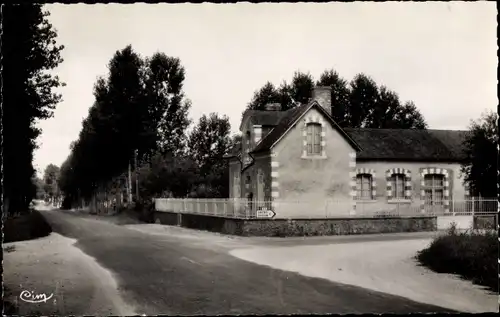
306;122;322;156
301;116;326;159
386;168;412;203
356;173;373;201
423;174;445;206
391;173;405;199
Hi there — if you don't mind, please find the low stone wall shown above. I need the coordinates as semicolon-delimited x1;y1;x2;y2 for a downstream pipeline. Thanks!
437;215;473;230
180;213;246;235
154;211;436;237
241;217;436;237
154;211;180;226
473;215;497;230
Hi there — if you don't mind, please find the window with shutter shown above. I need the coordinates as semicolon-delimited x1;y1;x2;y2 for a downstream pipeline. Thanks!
356;174;373;200
306;123;321;156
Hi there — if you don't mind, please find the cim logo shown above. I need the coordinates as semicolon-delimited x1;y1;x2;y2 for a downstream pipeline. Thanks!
19;290;53;303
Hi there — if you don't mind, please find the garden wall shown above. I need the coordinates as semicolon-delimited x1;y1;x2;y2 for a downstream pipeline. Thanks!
154;211;436;237
473;214;497;230
437;215;473;230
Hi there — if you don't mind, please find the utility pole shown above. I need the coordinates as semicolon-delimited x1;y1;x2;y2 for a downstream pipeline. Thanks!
128;159;133;203
134;149;139;202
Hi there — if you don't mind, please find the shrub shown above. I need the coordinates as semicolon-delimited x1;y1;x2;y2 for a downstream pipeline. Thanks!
447;221;458;235
417;224;498;292
4;210;52;243
117;205;127;214
134;199;155;223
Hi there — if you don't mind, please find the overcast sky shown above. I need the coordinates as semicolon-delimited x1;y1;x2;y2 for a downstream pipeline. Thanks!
35;2;497;175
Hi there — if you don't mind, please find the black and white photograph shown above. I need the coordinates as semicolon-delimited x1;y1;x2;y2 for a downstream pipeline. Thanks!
2;1;498;315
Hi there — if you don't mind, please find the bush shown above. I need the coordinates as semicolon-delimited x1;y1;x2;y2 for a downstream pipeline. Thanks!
133;199;155;223
4;210;52;243
417;223;498;292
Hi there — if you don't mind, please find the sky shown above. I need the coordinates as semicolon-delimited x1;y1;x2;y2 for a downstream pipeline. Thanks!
35;2;497;176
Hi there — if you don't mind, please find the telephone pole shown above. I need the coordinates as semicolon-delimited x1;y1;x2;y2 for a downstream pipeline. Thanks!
134;149;139;202
128;160;133;203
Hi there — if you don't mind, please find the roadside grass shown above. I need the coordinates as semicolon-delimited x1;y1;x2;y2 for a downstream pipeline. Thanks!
81;200;155;225
3;286;19;315
3;209;52;243
416;223;498;292
3;206;52;315
117;200;155;223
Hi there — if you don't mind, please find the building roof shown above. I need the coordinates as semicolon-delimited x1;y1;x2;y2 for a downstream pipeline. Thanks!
228;103;469;163
344;128;468;162
239;110;288;131
427;129;469;160
224;142;242;159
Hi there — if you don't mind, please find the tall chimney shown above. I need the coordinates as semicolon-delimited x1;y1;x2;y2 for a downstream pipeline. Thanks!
312;86;332;116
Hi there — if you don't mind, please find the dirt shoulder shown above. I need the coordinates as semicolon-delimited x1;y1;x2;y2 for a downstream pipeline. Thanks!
3;232;137;316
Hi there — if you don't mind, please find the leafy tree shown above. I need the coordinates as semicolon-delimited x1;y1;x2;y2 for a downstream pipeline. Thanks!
247;82;281;111
365;86;427;129
2;4;65;215
461;111;498;198
247;72;314;111
32;175;46;200
230;134;242;152
142;52;191;158
58;45;146;206
187;113;232;197
246;69;427;129
58;46;193;207
104;45;145;172
288;71;315;105
317;69;351;127
43;164;61;202
136;152;198;199
348;73;380;128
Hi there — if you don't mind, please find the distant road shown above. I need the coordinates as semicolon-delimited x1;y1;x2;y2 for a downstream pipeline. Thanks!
40;209;456;315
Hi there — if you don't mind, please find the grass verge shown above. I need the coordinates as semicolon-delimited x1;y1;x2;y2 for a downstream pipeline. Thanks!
416;223;498;292
2;286;19;315
3;210;52;243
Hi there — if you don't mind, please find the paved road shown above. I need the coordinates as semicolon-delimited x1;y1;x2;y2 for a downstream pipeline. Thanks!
40;209;456;315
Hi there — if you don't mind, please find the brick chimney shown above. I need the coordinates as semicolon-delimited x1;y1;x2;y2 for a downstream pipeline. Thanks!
312;86;332;116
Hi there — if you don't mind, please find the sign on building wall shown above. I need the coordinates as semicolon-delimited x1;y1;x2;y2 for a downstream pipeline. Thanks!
256;208;276;219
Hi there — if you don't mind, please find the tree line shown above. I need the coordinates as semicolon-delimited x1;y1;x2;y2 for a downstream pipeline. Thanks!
32;164;62;205
246;70;428;129
57;45;237;210
2;4;496;218
2;4;65;215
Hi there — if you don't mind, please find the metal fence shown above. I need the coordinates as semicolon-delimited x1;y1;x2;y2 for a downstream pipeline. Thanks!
154;197;498;220
155;198;253;219
355;198;499;217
